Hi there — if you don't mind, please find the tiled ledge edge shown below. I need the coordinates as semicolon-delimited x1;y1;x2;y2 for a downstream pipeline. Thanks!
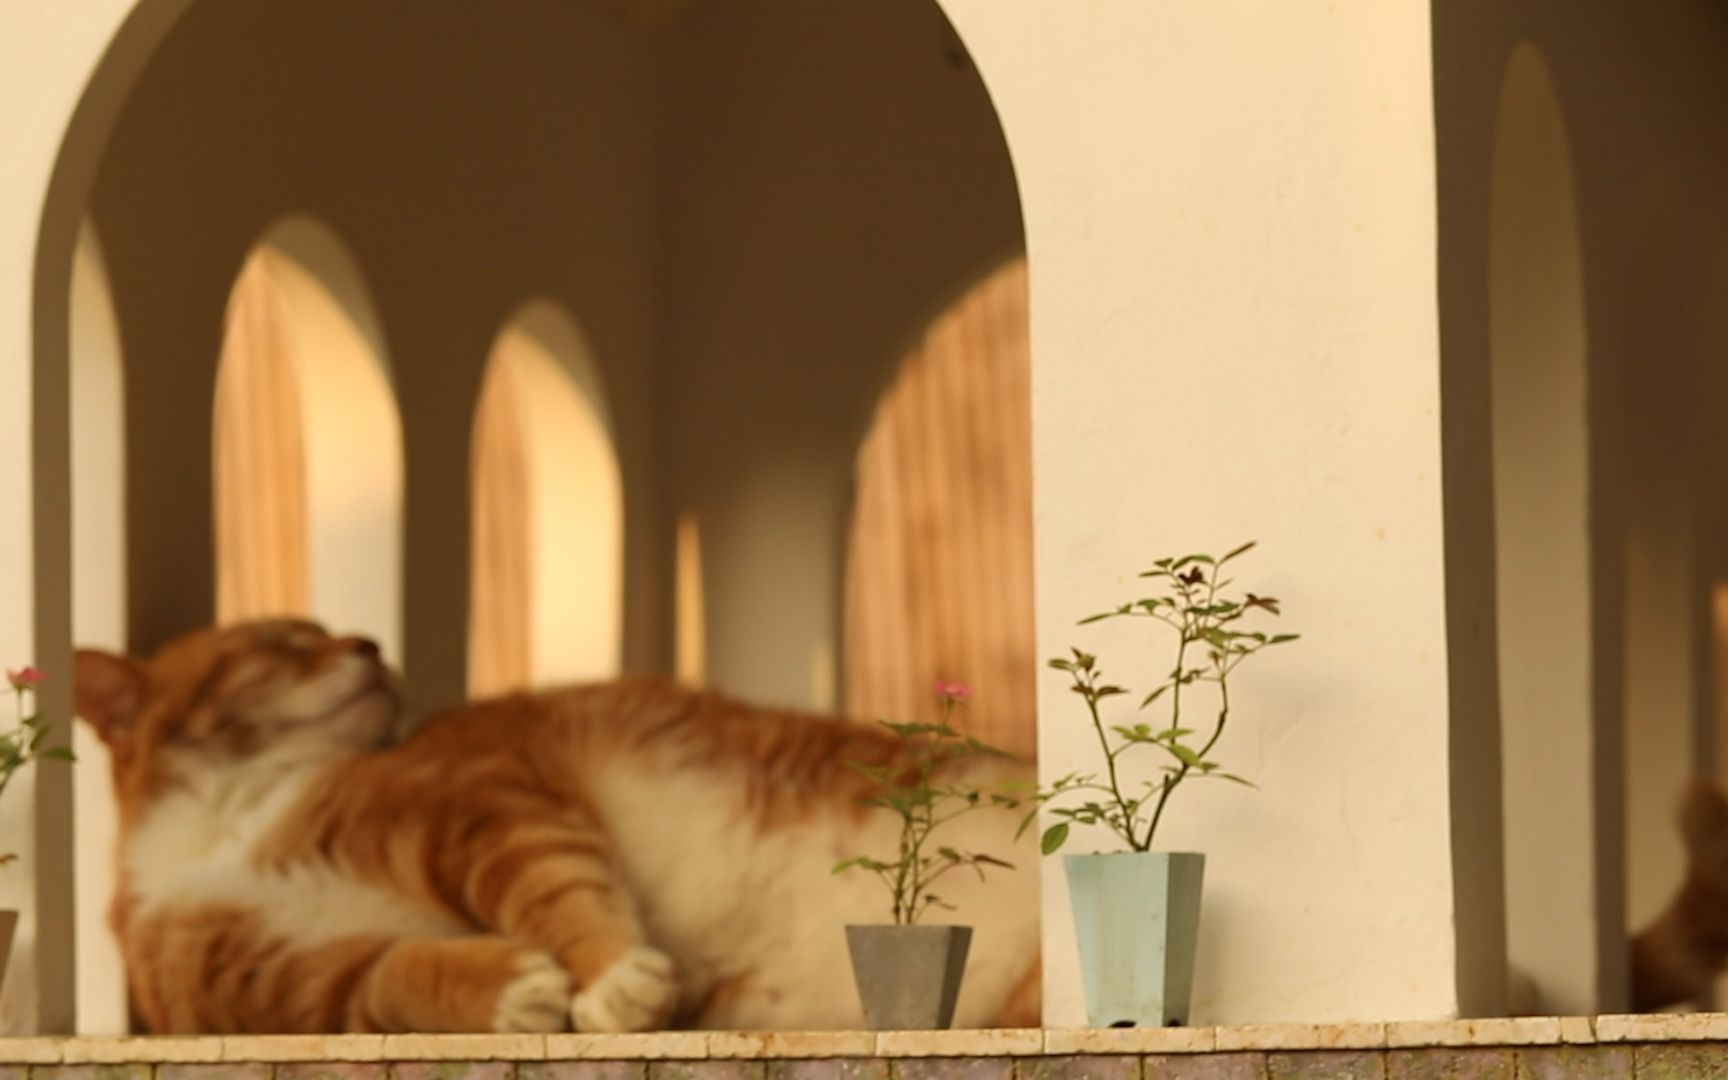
4;1015;1728;1065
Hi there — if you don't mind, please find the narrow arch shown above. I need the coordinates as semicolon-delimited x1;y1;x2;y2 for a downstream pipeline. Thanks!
1489;42;1605;1013
843;256;1033;756
469;299;623;696
212;216;403;659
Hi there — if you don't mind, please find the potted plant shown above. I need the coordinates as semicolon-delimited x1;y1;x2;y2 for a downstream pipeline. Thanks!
834;682;1015;1030
0;665;74;985
1024;542;1296;1027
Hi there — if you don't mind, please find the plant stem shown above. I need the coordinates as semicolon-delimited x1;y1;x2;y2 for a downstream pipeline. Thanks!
900;705;950;924
1082;681;1141;851
1144;665;1231;847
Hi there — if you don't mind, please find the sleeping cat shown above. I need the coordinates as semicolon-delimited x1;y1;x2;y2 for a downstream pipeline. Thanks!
73;617;1040;1034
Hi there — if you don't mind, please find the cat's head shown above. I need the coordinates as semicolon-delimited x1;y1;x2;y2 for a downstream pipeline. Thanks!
74;618;401;806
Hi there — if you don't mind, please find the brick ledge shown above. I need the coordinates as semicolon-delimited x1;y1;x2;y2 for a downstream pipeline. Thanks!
0;1015;1724;1063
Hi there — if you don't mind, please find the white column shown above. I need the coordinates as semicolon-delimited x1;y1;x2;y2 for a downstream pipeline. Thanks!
3;0;203;1033
943;0;1503;1022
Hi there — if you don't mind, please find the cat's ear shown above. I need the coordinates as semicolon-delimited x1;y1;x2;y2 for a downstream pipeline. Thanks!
73;648;148;748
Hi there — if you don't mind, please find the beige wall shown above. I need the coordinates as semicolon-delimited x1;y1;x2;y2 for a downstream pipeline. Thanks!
14;0;1728;1036
657;0;1023;712
946;0;1501;1023
82;0;668;710
15;0;1485;1031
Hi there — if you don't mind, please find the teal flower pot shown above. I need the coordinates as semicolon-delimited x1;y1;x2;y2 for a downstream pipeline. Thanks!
1065;851;1205;1027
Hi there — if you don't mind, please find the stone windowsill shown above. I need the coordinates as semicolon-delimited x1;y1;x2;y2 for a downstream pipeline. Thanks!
0;1018;1721;1080
0;1016;1722;1062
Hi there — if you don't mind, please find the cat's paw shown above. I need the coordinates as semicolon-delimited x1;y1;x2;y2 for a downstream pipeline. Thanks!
570;946;678;1033
493;951;574;1033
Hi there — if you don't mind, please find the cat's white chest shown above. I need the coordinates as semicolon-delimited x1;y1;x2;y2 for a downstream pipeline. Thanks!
123;756;457;944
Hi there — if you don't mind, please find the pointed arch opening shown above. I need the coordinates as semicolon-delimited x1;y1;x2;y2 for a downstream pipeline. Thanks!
212;216;403;659
469;300;624;697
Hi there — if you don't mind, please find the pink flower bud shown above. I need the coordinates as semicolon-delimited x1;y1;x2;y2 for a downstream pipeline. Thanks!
6;667;42;693
933;680;971;703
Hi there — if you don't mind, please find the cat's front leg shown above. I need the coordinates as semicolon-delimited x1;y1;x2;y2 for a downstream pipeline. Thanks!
439;802;680;1032
570;944;678;1033
351;935;573;1033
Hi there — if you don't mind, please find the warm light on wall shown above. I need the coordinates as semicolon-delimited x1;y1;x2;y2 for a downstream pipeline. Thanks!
212;218;403;659
843;257;1033;756
469;300;623;697
674;513;706;687
213;246;311;622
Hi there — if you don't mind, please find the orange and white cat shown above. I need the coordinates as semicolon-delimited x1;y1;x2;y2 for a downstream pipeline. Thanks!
74;618;1039;1034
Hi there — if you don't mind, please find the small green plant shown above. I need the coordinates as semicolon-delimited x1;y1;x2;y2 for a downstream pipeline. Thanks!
835;682;1015;925
0;666;75;866
1027;541;1297;855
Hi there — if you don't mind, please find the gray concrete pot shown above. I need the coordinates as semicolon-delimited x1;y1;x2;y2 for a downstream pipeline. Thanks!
845;924;972;1030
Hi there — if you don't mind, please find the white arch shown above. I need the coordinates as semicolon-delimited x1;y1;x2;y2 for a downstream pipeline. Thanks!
470;299;622;693
214;216;404;660
1489;42;1600;1013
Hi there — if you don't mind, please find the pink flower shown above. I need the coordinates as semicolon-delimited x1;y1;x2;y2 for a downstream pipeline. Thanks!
6;667;42;692
933;680;971;703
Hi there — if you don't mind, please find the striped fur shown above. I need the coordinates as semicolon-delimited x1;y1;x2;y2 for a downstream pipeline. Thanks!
75;619;1039;1034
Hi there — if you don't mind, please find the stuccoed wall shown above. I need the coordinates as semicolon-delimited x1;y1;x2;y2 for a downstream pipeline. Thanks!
9;0;1497;1031
943;1;1498;1022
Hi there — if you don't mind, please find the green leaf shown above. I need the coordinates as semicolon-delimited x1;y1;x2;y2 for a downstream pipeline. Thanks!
1041;822;1070;855
1168;744;1203;768
1140;685;1170;709
1220;541;1257;563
